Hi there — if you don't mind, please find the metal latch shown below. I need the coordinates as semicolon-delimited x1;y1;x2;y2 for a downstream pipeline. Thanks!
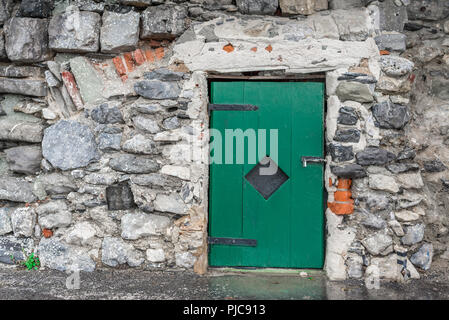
208;237;257;247
301;156;326;168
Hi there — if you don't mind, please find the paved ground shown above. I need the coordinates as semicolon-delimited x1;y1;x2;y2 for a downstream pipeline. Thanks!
0;267;448;300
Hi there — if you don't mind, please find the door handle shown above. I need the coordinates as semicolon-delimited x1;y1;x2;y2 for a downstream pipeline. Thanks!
301;156;326;168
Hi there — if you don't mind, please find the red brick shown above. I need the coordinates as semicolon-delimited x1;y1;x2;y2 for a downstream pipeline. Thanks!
61;71;83;110
133;49;146;66
112;56;126;76
123;52;135;72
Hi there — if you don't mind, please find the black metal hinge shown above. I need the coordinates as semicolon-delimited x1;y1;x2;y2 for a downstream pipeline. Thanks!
208;237;257;247
208;104;259;112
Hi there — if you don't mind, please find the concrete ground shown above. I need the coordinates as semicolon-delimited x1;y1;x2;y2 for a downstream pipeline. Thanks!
0;267;448;300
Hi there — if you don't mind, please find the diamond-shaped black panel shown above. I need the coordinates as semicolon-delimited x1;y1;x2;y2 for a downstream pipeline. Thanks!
245;157;289;200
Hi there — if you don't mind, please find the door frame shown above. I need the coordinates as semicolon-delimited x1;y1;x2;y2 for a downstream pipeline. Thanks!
205;73;328;270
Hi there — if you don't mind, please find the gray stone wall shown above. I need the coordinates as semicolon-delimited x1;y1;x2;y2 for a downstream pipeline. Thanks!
0;0;447;282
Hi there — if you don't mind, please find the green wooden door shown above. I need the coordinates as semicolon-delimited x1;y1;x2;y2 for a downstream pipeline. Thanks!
209;81;324;268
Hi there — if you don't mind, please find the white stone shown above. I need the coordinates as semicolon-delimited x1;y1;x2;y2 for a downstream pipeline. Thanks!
324;209;355;280
0;208;12;235
396;172;424;189
65;222;97;246
146;248;165;263
369;174;399;193
11;207;35;237
361;232;393;255
388;220;404;236
161;165;191;180
121;213;171;240
395;210;420;222
154;194;187;215
175;251;196;268
366;254;401;281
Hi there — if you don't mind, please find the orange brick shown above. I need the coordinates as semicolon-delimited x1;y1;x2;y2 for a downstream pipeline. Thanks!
250;47;257;52
123;52;135;72
112;56;126;76
334;190;352;202
223;43;234;53
133;49;146;65
337;179;352;189
265;44;273;52
328;201;354;215
42;228;53;238
155;47;165;60
145;49;155;62
380;50;390;55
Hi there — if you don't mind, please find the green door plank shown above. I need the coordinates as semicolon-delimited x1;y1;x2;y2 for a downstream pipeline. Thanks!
209;81;245;266
290;82;324;268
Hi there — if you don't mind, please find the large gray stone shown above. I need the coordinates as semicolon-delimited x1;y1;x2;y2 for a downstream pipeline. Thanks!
377;0;408;32
144;69;185;81
141;5;188;39
329;0;364;9
130;173;183;188
98;133;122;151
237;0;278;15
11;207;35;237
134;80;181;100
407;0;449;21
18;0;53;18
331;164;367;179
49;7;101;53
401;223;425;246
4;145;42;175
42;120;100;170
100;10;140;53
411;243;433;270
33;173;77;198
423;159;446;173
379;56;414;77
36;200;72;229
337;106;358;125
332;8;370;41
105;182;136;210
132;115;160;133
0;78;47;97
336;81;374;103
431;78;449;100
101;237;144;267
0;208;12;235
372;100;410;130
374;33;406;52
109;154;160;174
0;65;44;78
280;0;327;15
121;212;170;240
0;0;13;26
4;17;51;62
333;128;360;143
356;147;395;166
0;30;6;59
0;236;34;264
328;143;354;162
0;177;37;203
